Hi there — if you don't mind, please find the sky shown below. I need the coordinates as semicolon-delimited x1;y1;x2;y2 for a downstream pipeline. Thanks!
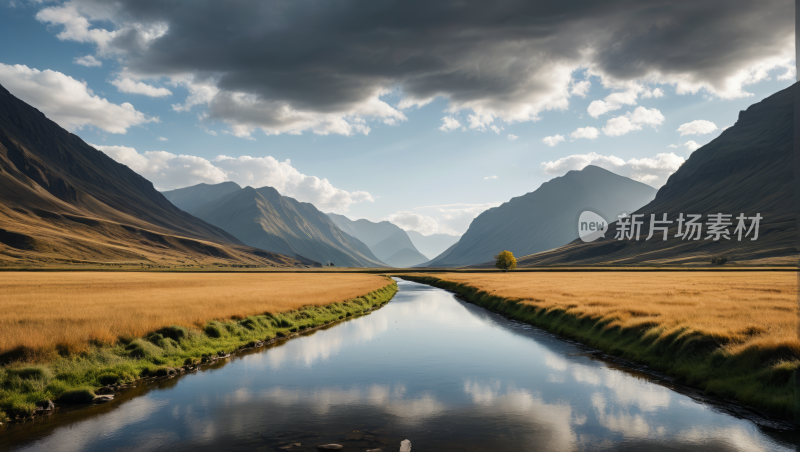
0;0;795;236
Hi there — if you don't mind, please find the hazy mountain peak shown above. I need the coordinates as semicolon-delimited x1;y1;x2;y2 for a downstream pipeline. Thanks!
167;182;384;267
425;167;656;267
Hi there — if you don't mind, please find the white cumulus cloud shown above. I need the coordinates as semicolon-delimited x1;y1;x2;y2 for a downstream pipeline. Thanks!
157;136;167;141
570;126;599;140
507;134;518;141
74;55;101;67
0;63;156;134
111;77;172;97
541;151;684;187
602;107;664;137
587;90;639;118
439;116;462;132
388;202;500;235
484;175;498;180
385;212;444;236
542;134;565;147
667;144;678;148
641;87;664;98
92;144;373;212
684;140;701;152
571;80;591;98
677;119;718;136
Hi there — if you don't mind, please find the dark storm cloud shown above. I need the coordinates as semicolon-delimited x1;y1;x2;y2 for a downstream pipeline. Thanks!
43;0;795;135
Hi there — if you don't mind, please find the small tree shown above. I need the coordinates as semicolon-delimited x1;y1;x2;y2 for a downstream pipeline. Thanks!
494;250;517;272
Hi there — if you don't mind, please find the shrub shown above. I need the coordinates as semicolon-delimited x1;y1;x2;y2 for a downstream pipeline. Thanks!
97;373;121;385
58;387;95;404
154;325;189;342
7;366;52;382
239;317;260;330
125;339;164;359
204;324;223;338
153;367;177;378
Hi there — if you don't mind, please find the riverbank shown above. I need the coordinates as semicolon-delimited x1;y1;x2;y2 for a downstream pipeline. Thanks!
0;275;397;422
399;272;799;418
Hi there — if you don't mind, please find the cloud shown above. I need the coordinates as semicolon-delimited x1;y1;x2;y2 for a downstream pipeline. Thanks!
439;116;462;132
571;80;591;98
542;134;565;147
388;202;499;235
157;136;167;141
570;126;599;140
111;77;172;97
385;212;444;236
0;63;156;134
74;55;101;67
684;140;701;152
507;134;518;141
587;90;639;118
484;175;498;180
667;144;678;148
677;119;718;136
34;0;794;137
602;107;664;137
92;144;373;212
641;87;664;98
541;151;684;187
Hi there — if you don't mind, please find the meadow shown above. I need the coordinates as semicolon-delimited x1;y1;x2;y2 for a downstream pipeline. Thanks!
401;271;800;416
0;272;392;357
0;272;397;420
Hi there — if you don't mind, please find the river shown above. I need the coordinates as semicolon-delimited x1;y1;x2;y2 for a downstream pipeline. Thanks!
1;278;797;451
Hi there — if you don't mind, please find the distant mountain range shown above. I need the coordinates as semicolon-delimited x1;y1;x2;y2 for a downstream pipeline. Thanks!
327;214;429;267
499;82;798;267
425;165;657;267
164;183;385;267
0;83;302;268
405;230;460;261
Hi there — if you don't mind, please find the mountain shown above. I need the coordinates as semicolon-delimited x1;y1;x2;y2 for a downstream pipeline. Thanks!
163;182;242;212
181;184;385;267
425;165;657;267
327;214;429;267
406;230;460;259
501;83;798;267
0;83;302;268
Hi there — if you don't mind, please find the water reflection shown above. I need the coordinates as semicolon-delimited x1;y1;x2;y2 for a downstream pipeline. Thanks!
1;279;796;451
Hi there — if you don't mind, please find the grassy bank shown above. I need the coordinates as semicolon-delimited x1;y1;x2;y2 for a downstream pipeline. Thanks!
400;273;799;418
0;279;397;422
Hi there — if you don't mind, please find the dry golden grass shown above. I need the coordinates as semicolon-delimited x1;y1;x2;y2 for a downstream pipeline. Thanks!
407;271;799;352
0;272;391;354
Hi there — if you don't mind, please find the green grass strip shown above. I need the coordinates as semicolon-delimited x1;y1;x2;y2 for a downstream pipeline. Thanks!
0;280;397;422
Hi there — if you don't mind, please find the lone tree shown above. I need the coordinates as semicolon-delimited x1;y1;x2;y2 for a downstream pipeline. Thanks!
494;250;517;272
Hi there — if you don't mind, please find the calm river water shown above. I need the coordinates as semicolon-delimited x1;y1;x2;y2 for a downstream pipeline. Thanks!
1;278;798;451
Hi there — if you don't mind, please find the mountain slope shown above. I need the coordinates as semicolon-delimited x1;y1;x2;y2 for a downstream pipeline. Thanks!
406;230;460;259
163;182;241;212
505;83;798;267
327;213;428;266
0;83;300;268
426;165;657;267
383;247;430;268
187;185;385;267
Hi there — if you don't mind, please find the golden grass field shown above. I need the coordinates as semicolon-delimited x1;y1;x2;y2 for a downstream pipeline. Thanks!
0;272;392;355
406;271;798;354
